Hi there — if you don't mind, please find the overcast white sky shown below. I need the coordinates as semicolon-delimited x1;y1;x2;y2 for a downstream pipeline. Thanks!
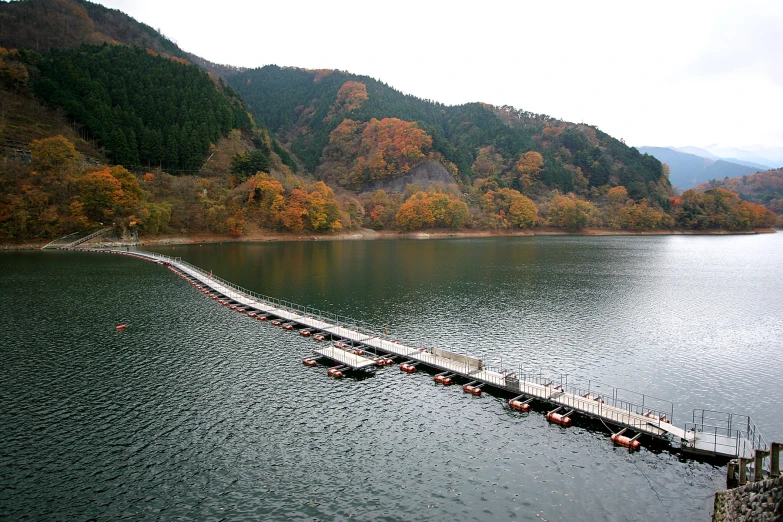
96;0;783;153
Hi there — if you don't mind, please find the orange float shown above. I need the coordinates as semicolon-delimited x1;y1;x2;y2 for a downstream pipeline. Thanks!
611;433;641;451
546;412;572;427
509;400;530;412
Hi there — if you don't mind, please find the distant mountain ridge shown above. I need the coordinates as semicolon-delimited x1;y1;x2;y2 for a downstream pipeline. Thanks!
674;146;719;160
703;146;781;168
638;146;760;189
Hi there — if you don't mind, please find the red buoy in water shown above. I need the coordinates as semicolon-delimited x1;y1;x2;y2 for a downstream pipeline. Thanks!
509;400;530;412
471;387;482;396
115;324;127;330
463;384;474;393
434;375;444;384
442;377;453;386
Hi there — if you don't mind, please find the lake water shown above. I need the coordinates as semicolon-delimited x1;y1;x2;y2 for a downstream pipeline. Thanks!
1;234;781;520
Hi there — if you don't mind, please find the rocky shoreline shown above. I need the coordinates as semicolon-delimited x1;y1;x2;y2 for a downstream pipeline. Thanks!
713;476;783;521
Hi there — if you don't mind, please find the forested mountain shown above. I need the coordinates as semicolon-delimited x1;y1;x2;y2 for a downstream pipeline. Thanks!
0;0;186;58
639;146;761;189
229;66;670;205
0;0;777;240
1;0;262;172
694;169;783;214
30;44;251;170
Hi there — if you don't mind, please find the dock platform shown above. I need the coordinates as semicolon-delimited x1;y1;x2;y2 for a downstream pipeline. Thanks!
314;345;377;370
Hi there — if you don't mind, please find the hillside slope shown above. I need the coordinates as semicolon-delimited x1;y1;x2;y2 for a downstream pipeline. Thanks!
229;66;670;205
0;0;186;58
30;44;251;170
694;169;783;214
2;0;775;239
1;0;270;173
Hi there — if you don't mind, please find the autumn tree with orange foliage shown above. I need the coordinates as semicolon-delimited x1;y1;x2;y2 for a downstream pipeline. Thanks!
247;175;343;233
80;168;124;221
324;118;432;188
362;190;403;230
611;199;672;230
546;193;599;231
482;188;538;229
676;189;775;230
334;81;369;113
247;173;285;228
395;192;469;231
355;118;432;182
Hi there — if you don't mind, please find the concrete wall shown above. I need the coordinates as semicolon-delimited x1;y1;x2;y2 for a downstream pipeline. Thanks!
713;476;783;522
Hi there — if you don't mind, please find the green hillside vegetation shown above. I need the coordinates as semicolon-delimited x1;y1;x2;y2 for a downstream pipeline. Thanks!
28;44;251;170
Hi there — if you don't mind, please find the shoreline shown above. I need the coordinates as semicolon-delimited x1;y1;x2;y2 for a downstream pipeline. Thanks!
1;227;776;251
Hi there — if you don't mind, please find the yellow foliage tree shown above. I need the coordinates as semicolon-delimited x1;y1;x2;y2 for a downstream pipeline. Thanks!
546;193;599;231
515;151;544;191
